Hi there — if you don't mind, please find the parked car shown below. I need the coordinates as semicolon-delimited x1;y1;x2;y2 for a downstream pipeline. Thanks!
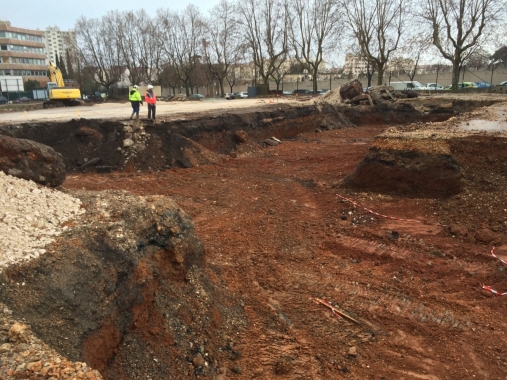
293;89;312;95
0;96;8;104
426;83;444;90
445;82;478;90
390;81;427;91
236;92;248;98
225;93;235;100
282;91;292;96
317;89;329;94
12;96;31;103
188;93;205;99
500;81;507;86
476;82;493;88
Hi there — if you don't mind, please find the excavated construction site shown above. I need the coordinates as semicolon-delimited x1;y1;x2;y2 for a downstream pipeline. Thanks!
1;87;507;380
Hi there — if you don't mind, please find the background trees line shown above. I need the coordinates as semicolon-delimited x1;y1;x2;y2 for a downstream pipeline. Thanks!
72;0;507;95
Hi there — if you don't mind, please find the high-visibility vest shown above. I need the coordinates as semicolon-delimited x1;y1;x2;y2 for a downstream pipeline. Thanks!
145;91;156;104
129;89;141;102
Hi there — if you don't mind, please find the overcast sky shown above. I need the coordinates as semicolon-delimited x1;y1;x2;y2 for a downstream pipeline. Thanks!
3;0;222;30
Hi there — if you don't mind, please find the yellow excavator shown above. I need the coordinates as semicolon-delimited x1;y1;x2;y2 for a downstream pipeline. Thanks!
43;61;82;108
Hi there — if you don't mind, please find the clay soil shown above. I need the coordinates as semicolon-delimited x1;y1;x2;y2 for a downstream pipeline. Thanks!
60;102;507;379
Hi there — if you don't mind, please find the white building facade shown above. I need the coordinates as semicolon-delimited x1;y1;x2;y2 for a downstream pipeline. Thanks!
44;26;76;65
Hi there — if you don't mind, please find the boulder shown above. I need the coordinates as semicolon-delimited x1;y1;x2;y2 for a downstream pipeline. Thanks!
339;79;363;100
0;135;65;187
235;130;249;144
350;94;370;104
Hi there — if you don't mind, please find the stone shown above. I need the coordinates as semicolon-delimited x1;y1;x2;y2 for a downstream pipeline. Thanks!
123;139;134;147
0;135;66;187
253;367;264;376
192;353;205;367
264;138;280;146
475;228;496;244
27;361;43;372
274;356;293;375
9;322;30;343
78;157;102;171
0;343;11;353
133;143;146;152
15;363;26;372
235;130;249;144
348;346;357;357
449;224;468;236
339;79;363;100
350;94;370;104
231;365;242;374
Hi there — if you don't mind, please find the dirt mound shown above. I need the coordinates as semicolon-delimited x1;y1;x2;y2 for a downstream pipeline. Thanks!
0;189;245;379
343;132;463;198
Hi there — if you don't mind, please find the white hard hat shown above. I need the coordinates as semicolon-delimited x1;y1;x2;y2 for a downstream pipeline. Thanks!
133;85;139;89
147;84;153;90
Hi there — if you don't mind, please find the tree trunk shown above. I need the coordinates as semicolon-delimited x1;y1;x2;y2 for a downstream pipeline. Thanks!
377;66;385;86
219;80;225;97
451;60;460;90
312;67;319;94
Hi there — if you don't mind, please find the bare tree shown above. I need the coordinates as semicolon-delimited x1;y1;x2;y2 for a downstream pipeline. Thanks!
157;5;205;96
202;0;244;96
136;12;164;85
289;0;342;93
343;0;407;85
109;11;147;86
238;0;290;89
422;0;506;89
74;15;123;93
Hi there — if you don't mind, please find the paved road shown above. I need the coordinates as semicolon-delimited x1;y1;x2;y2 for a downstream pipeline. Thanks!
0;98;293;124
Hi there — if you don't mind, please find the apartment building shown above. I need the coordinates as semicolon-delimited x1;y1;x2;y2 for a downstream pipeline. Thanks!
0;21;48;84
343;53;369;76
44;26;76;65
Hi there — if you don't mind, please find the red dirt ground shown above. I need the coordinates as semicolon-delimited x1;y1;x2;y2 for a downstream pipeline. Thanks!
63;121;507;379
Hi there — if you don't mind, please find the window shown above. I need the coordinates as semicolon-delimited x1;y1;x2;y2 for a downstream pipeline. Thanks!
0;44;7;51
0;32;5;38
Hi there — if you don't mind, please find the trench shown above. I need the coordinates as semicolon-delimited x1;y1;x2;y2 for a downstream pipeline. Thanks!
0;98;505;379
1;99;497;174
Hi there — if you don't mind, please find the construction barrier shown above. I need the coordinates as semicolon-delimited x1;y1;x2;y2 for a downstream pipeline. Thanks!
336;193;447;227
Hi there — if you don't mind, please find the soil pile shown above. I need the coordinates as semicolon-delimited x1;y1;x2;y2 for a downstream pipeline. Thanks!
343;131;463;198
0;189;246;379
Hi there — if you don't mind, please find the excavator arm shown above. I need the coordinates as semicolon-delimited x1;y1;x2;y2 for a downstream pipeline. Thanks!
48;61;65;87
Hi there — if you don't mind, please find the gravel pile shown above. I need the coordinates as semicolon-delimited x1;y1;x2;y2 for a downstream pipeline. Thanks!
0;171;85;270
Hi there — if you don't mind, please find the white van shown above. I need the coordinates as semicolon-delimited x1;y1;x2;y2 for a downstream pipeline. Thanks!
390;81;427;91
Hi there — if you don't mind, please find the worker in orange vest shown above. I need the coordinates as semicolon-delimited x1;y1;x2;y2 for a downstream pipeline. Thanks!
145;84;157;121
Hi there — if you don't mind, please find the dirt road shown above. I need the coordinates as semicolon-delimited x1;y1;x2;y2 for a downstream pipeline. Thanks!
61;100;507;379
0;98;294;124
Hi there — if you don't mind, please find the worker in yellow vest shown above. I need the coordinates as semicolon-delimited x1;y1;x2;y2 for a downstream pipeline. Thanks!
129;85;143;120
